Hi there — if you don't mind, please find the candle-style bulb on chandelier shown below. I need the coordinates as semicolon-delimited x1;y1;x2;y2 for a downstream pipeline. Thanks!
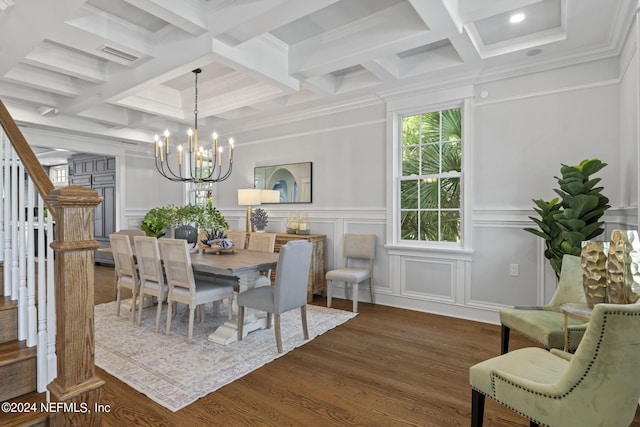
154;68;234;183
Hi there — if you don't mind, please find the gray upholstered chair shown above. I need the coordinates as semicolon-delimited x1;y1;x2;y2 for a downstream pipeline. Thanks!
236;240;313;353
158;238;235;342
134;235;169;332
499;254;587;354
470;303;640;427
326;234;376;313
110;233;140;321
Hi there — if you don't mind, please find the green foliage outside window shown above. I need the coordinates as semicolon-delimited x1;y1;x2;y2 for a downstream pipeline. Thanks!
400;108;462;242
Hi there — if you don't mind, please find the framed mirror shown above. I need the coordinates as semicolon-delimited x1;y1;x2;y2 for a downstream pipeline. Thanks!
254;162;312;203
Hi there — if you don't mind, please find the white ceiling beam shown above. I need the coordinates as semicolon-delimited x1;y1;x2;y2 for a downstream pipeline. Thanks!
0;0;87;76
4;99;151;144
407;0;481;64
211;34;299;92
362;58;400;82
205;0;291;36
64;5;155;59
221;0;342;45
0;81;60;107
302;75;337;95
77;104;131;127
5;64;82;97
197;83;284;117
289;2;433;78
123;0;208;35
23;42;109;84
458;0;542;23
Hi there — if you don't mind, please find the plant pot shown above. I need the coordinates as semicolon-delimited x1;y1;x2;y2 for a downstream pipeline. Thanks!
174;225;198;245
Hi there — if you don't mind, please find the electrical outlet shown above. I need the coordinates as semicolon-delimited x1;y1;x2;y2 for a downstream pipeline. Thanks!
509;264;519;277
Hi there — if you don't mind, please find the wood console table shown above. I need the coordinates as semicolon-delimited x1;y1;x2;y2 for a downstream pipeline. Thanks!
273;233;326;302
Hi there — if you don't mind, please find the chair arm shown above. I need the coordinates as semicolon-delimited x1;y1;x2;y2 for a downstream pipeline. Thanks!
549;349;574;361
512;305;545;310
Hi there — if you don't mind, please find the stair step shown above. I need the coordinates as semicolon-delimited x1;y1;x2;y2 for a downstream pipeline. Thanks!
0;390;48;427
0;340;37;402
0;296;17;344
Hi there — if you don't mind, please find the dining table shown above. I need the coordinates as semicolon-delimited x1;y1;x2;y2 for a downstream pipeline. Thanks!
98;245;279;345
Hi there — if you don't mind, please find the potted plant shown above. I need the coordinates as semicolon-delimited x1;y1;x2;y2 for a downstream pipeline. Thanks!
170;204;203;245
140;207;172;238
524;159;610;278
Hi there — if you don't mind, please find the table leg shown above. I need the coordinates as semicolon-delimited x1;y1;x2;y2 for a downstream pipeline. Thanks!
208;272;268;345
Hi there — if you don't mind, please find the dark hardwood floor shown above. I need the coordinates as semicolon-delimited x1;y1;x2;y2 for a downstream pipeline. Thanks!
5;264;640;426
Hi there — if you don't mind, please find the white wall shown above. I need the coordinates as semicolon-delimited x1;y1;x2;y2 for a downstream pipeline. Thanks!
21;16;640;325
208;56;625;324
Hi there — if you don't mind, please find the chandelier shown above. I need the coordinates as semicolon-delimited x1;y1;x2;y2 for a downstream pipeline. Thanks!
153;68;233;183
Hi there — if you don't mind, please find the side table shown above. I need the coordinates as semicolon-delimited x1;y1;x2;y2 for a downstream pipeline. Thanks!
560;302;592;351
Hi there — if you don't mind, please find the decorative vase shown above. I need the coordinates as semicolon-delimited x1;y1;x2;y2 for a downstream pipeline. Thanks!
174;224;198;246
607;229;640;304
580;241;609;308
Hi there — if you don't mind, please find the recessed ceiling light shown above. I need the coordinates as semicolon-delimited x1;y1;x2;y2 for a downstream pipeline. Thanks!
510;13;525;24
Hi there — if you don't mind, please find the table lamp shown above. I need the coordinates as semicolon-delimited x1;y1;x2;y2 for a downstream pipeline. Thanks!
260;189;280;203
238;188;262;232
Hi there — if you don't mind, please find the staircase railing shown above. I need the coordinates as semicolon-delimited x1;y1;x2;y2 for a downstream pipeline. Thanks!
0;99;104;426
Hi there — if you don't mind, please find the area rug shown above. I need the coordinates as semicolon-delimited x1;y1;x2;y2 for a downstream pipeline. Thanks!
94;300;356;412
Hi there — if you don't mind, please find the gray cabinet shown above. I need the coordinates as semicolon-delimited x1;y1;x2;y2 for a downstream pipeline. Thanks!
68;154;116;264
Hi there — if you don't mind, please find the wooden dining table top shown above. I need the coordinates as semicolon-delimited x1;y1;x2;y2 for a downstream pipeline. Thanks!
98;246;278;278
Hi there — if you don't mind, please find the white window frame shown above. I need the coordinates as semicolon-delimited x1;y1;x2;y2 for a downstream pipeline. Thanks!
386;88;474;254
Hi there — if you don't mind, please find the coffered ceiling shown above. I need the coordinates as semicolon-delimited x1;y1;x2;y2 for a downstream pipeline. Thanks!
0;0;635;147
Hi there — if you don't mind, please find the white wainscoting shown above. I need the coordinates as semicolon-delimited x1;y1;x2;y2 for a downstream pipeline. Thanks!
122;206;636;326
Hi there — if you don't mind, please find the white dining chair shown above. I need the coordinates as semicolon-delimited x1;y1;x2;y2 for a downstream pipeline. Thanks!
134;235;169;332
326;234;376;313
237;240;313;353
110;233;140;321
159;238;235;342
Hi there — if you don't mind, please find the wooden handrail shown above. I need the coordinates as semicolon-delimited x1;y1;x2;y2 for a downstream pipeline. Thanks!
0;99;56;218
0;98;104;426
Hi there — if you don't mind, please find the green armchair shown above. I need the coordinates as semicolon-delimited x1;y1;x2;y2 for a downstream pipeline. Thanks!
470;302;640;427
499;255;587;354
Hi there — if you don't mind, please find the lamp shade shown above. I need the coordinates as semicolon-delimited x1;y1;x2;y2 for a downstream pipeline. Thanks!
260;189;280;203
237;188;262;206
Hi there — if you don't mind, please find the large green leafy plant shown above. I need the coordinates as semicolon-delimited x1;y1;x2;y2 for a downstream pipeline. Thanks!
524;159;610;278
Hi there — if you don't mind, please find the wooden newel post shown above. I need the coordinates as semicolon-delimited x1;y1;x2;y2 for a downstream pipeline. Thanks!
45;185;105;427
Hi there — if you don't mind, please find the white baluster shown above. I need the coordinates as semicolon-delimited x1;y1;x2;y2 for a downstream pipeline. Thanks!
46;206;57;383
3;136;10;297
17;157;26;340
27;179;36;346
10;150;18;300
36;193;47;391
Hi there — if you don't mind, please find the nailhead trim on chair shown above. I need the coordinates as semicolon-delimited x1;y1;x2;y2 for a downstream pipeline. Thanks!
478;310;638;427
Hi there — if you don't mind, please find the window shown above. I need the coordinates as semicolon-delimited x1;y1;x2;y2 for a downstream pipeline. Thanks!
49;165;68;186
399;107;462;243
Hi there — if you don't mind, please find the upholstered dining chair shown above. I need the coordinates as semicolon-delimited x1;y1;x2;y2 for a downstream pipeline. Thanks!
109;233;140;321
247;232;276;286
326;233;376;313
225;230;247;249
499;254;587;354
237;240;313;353
113;228;145;246
158;238;235;342
470;302;640;427
134;235;168;332
247;232;276;252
